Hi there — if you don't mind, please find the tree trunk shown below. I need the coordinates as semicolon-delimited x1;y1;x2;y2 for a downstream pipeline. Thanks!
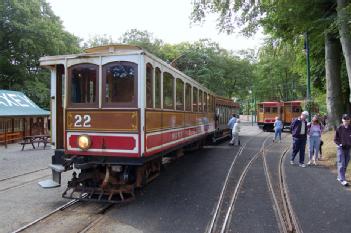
325;33;343;130
337;0;351;102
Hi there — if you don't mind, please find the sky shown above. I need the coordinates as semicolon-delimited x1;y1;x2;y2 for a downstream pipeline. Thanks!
46;0;264;52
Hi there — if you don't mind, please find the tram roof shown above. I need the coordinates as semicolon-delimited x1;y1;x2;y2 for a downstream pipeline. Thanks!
258;101;283;105
0;90;50;117
39;44;237;102
40;44;144;65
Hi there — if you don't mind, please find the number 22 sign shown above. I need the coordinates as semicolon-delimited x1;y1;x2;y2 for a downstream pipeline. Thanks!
74;114;91;127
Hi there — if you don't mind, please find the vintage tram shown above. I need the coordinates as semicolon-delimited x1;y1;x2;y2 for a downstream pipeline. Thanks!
39;44;239;202
257;100;318;131
257;101;283;131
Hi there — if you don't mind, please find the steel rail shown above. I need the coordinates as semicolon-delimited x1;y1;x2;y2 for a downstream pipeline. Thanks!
280;146;303;233
262;142;290;233
11;199;80;233
206;131;265;233
0;168;49;182
78;203;115;233
220;136;272;233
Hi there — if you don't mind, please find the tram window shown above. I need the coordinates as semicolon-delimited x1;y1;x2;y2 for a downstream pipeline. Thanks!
204;92;208;112
212;96;216;112
155;67;161;108
292;106;301;113
264;107;270;113
176;79;184;111
199;90;203;112
193;87;198;112
259;105;264;112
272;107;277;113
146;63;153;108
185;83;192;111
103;61;137;106
208;95;212;112
69;64;98;106
163;72;174;109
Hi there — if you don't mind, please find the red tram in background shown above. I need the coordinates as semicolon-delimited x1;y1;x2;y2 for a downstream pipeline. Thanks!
39;44;239;202
257;100;318;131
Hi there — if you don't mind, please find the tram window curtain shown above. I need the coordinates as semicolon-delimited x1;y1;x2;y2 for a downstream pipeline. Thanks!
176;79;184;111
146;63;153;108
163;72;174;109
69;63;98;106
102;61;137;107
155;68;161;108
193;87;198;112
185;83;191;111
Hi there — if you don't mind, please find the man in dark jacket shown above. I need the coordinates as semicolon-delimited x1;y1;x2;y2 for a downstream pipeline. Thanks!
290;111;309;167
334;114;351;186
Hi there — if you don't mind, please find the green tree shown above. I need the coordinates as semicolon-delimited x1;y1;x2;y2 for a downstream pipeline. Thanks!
0;0;81;108
191;0;351;128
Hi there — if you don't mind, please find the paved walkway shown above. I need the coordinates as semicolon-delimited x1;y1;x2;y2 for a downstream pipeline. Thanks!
285;146;351;233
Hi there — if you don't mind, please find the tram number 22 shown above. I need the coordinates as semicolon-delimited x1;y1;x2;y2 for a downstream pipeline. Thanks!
74;114;91;127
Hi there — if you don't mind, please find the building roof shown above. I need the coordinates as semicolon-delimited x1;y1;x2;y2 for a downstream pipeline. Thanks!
0;90;50;117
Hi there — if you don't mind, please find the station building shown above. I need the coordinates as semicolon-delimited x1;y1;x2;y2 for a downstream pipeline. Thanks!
0;90;50;147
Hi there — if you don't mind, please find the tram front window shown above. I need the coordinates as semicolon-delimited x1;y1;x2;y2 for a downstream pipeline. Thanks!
103;61;137;106
69;64;98;106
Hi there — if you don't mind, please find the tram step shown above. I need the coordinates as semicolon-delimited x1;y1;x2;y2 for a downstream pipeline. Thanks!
38;164;64;188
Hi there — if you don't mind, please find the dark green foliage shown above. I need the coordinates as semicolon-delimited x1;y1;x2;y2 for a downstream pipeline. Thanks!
0;0;81;109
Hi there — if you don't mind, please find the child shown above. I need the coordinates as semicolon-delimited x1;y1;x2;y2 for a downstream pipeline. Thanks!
273;116;283;142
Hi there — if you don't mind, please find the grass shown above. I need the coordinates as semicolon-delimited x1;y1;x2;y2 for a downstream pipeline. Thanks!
320;130;351;180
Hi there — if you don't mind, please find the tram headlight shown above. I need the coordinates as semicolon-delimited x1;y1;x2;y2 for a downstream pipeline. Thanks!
77;134;91;151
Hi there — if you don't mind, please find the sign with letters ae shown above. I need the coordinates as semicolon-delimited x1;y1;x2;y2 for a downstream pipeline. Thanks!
0;90;49;116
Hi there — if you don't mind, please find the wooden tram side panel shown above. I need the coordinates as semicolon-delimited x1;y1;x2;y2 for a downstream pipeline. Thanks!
56;65;65;149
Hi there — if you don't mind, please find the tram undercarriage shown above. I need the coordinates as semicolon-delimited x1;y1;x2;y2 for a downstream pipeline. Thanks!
61;157;162;203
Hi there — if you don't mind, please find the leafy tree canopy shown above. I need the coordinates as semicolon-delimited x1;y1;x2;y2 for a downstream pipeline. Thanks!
0;0;81;108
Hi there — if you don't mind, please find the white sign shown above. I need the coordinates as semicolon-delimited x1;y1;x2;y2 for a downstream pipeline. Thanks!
0;93;38;108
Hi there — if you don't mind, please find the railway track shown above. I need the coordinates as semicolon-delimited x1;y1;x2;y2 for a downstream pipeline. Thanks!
0;168;49;183
206;131;268;233
0;168;50;193
12;198;114;233
262;137;302;233
207;132;302;233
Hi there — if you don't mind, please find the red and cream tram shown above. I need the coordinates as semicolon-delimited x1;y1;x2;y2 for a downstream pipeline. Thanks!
39;44;239;202
257;101;283;131
257;100;319;131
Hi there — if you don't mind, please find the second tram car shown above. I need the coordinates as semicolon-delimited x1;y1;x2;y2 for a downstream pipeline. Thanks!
257;100;319;131
39;44;239;203
257;101;283;131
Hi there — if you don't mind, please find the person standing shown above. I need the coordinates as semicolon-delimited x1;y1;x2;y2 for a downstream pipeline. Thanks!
230;119;241;146
334;114;351;186
227;113;237;144
290;111;309;167
273;116;283;142
307;115;323;165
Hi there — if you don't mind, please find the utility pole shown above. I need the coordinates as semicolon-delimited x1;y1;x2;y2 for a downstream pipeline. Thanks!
304;32;312;121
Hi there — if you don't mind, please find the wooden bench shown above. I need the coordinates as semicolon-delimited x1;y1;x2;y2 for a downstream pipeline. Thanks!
20;140;36;150
19;135;50;150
